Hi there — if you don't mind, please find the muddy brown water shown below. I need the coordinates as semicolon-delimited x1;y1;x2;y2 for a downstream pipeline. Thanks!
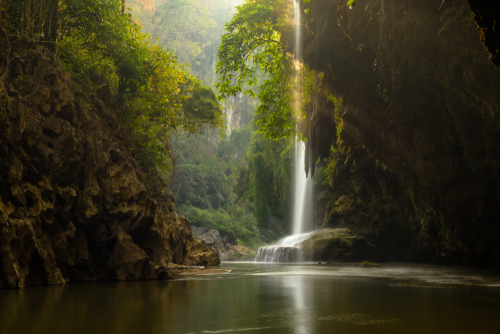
1;262;500;334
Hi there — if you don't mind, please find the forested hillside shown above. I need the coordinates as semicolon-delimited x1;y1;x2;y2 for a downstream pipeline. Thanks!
130;0;294;248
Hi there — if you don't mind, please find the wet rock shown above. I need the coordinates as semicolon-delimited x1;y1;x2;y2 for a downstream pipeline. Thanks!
107;225;149;281
0;46;219;289
299;229;384;263
185;238;221;266
255;229;383;263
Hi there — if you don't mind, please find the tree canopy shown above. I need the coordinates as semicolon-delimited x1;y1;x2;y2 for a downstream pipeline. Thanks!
1;0;224;187
215;0;295;139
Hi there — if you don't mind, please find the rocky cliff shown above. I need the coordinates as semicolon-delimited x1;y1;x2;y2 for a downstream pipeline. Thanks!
0;46;219;289
297;0;500;267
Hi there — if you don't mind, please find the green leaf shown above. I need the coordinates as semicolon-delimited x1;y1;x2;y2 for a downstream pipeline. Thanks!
303;0;311;3
347;0;356;7
215;0;294;139
304;8;310;14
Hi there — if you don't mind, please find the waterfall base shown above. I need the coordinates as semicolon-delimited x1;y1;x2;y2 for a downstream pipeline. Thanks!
255;246;303;263
256;229;385;263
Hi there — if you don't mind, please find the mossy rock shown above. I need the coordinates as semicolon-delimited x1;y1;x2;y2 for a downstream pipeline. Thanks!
299;229;384;263
227;251;256;261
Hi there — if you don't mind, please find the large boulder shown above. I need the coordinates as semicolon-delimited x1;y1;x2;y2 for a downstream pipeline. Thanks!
193;226;254;261
299;229;384;263
197;230;227;255
191;225;211;237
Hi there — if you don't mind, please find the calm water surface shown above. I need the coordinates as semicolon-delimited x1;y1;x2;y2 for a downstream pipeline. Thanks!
1;262;500;334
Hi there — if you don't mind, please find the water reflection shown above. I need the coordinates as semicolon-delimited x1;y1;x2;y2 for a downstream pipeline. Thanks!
251;262;500;287
0;263;499;334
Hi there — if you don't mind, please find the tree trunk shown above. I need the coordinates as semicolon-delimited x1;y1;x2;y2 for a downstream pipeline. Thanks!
43;0;58;48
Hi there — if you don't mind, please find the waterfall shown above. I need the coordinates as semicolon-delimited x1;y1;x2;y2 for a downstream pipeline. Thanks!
255;1;314;263
294;0;301;61
255;231;315;262
290;0;313;235
292;139;313;234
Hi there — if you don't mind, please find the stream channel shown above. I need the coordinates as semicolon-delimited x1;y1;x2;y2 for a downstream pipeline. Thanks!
1;262;500;334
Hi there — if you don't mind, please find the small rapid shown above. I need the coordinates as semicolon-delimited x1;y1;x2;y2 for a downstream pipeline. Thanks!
255;232;316;262
255;247;302;262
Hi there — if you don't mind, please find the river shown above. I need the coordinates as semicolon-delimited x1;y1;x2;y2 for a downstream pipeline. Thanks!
1;262;499;334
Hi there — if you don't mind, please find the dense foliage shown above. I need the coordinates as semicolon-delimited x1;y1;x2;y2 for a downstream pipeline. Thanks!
234;133;293;232
171;127;251;211
0;0;224;188
1;0;299;247
170;108;291;246
131;0;242;86
215;0;296;139
128;0;293;245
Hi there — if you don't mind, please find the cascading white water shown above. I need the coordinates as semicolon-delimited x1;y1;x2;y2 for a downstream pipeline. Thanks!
292;139;307;235
292;139;314;235
255;1;315;263
255;231;315;262
290;0;313;236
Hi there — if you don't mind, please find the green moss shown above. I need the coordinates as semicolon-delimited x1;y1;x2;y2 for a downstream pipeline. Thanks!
228;251;257;261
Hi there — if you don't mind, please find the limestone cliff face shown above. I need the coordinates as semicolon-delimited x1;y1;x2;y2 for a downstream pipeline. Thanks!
0;46;219;289
299;0;500;267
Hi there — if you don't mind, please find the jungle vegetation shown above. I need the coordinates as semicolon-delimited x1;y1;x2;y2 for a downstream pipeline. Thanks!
0;0;224;187
0;0;300;246
131;0;295;246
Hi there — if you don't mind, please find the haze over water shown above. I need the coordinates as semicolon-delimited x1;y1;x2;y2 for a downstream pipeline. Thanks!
1;262;499;334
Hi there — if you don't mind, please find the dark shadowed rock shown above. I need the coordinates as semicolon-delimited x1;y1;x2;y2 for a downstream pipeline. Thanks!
255;229;384;263
299;229;384;263
300;0;500;268
469;0;500;66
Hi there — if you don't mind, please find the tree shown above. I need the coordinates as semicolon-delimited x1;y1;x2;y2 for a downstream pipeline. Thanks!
215;0;295;140
0;0;224;188
130;0;242;85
